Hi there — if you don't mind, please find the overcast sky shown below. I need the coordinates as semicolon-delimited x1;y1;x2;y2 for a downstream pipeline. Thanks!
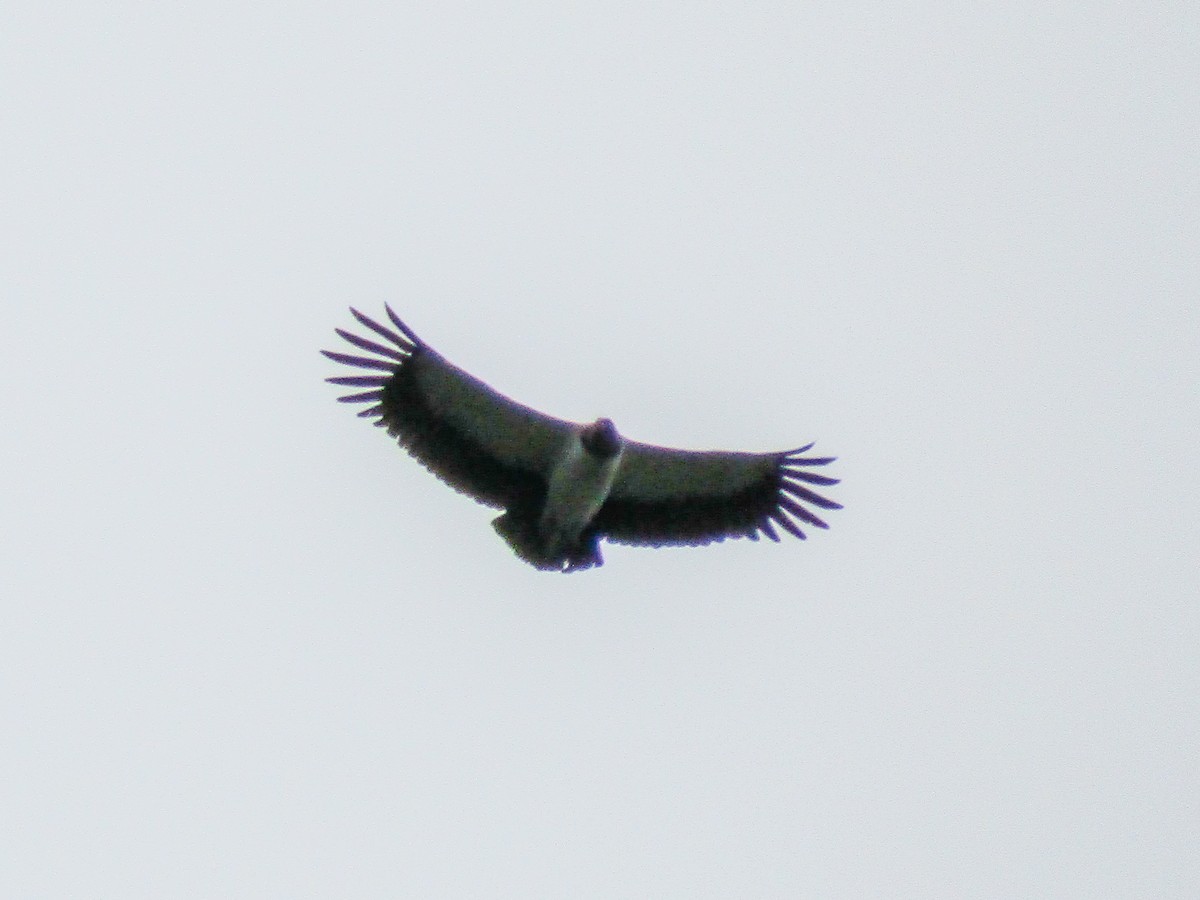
4;2;1198;897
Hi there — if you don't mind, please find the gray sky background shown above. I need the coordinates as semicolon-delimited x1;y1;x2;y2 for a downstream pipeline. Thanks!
4;3;1198;897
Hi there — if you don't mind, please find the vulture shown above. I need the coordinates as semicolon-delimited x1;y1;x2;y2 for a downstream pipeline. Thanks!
323;306;841;572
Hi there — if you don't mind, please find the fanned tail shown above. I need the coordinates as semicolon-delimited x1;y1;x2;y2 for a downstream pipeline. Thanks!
491;513;604;573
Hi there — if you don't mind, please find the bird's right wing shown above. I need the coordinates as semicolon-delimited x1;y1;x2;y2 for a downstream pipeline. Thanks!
323;306;576;509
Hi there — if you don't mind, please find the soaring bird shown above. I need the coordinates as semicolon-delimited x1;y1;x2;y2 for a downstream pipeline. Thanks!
323;307;841;572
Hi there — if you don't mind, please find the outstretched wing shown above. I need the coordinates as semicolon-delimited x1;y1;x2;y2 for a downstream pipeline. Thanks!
593;441;840;547
322;306;575;509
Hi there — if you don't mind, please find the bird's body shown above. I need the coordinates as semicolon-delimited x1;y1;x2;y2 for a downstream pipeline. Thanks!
535;420;623;564
323;307;840;572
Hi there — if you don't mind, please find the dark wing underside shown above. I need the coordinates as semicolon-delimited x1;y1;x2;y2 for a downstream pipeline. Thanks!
322;306;574;510
593;441;841;547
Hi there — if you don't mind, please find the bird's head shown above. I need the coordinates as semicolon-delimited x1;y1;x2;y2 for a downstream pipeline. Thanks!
580;417;622;460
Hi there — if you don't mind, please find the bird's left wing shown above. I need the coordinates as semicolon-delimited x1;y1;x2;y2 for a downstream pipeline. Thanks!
323;306;575;509
593;441;841;547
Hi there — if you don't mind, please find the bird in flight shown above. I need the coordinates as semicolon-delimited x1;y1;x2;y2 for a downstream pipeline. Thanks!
323;307;840;572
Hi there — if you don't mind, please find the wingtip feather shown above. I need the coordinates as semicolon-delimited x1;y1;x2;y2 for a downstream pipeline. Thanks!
326;375;391;386
384;304;423;345
336;390;384;403
321;350;397;372
778;495;831;529
780;481;843;511
782;469;840;487
771;512;808;540
349;307;416;352
759;518;781;542
334;328;407;362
